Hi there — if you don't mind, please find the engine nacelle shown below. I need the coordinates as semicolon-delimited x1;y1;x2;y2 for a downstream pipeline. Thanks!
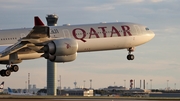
43;38;78;56
43;53;77;62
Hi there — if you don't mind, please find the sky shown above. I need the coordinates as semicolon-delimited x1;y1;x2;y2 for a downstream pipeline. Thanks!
0;0;180;90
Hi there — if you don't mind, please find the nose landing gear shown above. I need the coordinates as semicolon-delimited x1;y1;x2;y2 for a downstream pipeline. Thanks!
127;47;135;60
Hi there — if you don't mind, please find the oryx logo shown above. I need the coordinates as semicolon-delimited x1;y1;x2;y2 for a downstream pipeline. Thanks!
65;43;71;49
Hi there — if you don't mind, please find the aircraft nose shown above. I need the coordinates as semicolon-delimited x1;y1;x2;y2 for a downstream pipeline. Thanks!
150;31;155;39
148;30;155;40
143;30;155;43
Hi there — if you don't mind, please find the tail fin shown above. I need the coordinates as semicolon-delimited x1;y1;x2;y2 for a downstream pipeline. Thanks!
34;16;44;26
8;87;13;93
0;81;4;90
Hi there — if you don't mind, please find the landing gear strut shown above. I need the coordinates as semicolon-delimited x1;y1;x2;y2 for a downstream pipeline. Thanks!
0;65;19;77
127;47;135;60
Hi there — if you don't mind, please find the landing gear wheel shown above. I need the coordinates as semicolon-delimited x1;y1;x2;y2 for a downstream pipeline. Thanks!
12;65;19;72
127;54;134;60
0;70;3;76
0;69;6;77
0;64;19;77
4;69;11;76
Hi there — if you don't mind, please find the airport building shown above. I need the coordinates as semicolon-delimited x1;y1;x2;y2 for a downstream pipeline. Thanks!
61;88;94;96
103;86;126;91
100;85;180;97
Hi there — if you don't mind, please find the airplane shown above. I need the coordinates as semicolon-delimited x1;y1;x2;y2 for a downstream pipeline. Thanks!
0;81;4;92
0;16;155;77
7;87;33;95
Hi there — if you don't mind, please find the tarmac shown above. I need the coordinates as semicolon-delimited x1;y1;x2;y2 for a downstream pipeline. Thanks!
1;99;180;101
1;95;180;101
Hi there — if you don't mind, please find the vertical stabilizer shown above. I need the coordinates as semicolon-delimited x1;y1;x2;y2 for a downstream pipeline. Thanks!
8;87;13;94
0;81;4;89
34;16;44;26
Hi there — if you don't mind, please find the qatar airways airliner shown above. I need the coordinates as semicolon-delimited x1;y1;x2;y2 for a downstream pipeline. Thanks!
0;16;155;77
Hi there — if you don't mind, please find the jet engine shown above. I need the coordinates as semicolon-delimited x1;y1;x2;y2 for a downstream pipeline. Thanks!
43;52;77;62
42;38;78;62
43;38;78;56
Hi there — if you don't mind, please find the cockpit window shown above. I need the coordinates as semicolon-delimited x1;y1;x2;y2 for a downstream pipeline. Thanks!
145;28;149;30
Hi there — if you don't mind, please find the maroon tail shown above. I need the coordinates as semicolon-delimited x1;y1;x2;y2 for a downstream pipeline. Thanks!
34;16;44;26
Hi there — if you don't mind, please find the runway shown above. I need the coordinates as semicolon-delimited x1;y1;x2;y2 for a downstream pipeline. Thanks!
1;99;180;101
0;99;178;101
1;98;180;101
1;95;180;101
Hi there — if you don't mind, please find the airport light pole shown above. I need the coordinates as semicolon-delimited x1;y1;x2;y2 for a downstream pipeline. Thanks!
83;80;86;88
90;79;92;89
150;79;152;89
124;80;126;88
25;81;27;92
174;83;176;90
28;73;30;93
167;80;169;90
59;75;61;95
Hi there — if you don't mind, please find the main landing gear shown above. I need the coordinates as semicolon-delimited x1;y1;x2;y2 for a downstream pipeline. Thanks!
127;47;135;60
0;65;19;77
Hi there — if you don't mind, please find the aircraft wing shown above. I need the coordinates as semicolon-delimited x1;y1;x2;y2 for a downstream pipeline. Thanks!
23;26;50;39
0;16;50;58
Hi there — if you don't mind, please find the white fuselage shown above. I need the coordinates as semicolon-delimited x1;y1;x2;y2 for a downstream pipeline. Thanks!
0;22;155;61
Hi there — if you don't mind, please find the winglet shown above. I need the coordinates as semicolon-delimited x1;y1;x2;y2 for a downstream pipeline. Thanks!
34;16;44;26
